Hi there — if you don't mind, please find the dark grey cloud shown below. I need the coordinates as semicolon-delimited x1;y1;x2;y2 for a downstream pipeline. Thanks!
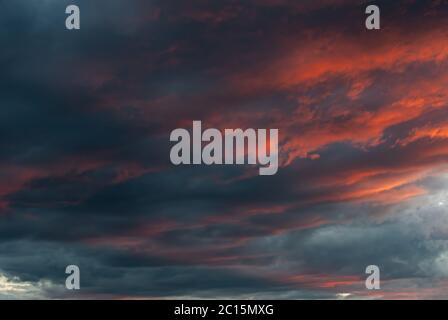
1;0;448;299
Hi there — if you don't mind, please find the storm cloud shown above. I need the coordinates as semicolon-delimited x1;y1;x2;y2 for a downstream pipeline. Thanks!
1;0;448;299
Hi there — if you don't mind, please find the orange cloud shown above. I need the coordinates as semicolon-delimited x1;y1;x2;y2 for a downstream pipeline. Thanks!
283;273;362;289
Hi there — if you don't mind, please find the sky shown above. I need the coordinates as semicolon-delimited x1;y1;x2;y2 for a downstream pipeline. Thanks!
1;0;448;299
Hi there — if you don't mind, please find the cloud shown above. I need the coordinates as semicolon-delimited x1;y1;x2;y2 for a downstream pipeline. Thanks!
1;0;448;299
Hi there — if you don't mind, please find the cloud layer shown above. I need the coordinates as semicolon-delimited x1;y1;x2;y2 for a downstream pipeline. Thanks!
1;0;448;299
